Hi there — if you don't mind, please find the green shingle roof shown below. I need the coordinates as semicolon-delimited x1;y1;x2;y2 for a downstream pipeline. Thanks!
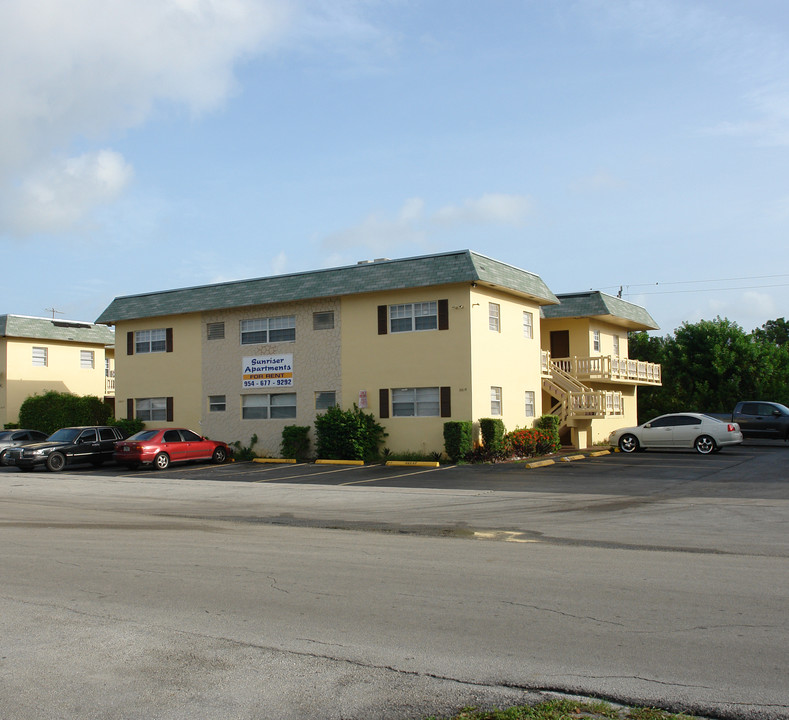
96;250;559;324
540;292;659;330
0;315;116;345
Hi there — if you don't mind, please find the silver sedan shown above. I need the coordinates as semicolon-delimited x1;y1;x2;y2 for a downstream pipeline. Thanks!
608;413;743;454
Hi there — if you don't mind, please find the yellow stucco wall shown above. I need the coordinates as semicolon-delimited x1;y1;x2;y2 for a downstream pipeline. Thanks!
1;337;111;426
114;314;203;430
541;317;629;359
469;287;544;437
340;285;473;455
199;299;342;456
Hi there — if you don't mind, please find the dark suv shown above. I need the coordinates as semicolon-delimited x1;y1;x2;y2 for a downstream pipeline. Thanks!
4;426;126;472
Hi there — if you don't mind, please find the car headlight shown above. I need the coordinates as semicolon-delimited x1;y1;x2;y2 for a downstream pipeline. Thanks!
32;448;51;456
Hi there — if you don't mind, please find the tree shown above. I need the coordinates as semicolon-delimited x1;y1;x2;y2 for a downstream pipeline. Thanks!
629;317;789;422
752;317;789;347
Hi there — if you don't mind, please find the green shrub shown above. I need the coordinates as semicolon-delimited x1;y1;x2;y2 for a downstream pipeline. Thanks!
534;414;561;453
505;427;560;457
314;405;387;461
109;417;145;438
231;434;259;461
281;425;311;461
479;418;506;454
443;421;473;462
18;391;112;435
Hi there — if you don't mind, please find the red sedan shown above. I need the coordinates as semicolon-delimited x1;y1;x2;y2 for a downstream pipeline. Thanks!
114;428;231;470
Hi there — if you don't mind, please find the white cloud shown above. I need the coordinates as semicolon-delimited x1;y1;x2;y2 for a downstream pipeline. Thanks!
569;171;625;193
433;194;533;227
1;150;133;235
321;193;534;256
0;0;292;235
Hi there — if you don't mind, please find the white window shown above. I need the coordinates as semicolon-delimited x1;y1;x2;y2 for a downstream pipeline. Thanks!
391;387;440;417
489;303;500;332
389;302;437;333
209;395;226;412
207;322;225;340
32;346;48;367
613;335;620;357
242;393;297;419
315;391;337;410
136;329;167;354
593;330;601;352
80;350;94;369
522;311;533;339
241;316;295;344
524;390;536;418
313;311;335;330
136;397;167;421
491;386;502;416
105;358;112;376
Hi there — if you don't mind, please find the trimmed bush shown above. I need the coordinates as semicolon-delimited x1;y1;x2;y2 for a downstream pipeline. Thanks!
314;405;387;461
479;418;506;454
18;391;112;435
281;425;311;461
534;414;562;453
443;421;473;462
109;417;145;438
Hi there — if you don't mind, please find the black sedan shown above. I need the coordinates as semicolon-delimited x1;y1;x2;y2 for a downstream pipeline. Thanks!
4;426;126;471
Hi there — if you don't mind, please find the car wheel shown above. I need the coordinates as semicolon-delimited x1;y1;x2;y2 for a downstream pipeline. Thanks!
695;435;716;454
212;447;227;464
0;449;7;466
618;434;639;453
154;452;170;470
46;452;66;472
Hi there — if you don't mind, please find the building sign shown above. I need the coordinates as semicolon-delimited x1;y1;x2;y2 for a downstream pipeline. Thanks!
242;354;293;388
358;390;367;409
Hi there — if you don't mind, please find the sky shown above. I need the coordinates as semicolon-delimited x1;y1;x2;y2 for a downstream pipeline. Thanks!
2;0;789;337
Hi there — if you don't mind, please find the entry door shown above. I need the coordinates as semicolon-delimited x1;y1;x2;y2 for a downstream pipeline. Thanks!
550;330;570;359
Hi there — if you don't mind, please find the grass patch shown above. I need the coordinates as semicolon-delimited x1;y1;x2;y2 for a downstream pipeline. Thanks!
422;699;701;720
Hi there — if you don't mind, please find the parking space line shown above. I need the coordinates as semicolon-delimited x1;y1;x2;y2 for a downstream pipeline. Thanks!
339;465;456;485
252;464;370;483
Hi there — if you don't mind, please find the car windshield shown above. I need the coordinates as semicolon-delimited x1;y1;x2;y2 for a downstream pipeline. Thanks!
126;430;159;442
47;428;82;442
0;431;13;441
775;403;789;414
702;415;724;423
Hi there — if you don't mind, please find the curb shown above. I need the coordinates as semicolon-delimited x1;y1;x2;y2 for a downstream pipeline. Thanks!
315;459;365;466
385;460;440;468
253;458;297;464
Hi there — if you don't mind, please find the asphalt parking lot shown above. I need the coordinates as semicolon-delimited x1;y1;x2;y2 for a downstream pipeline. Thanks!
2;438;785;497
2;439;787;720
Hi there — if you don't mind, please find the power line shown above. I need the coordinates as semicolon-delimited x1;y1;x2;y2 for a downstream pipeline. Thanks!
599;273;789;292
624;282;789;296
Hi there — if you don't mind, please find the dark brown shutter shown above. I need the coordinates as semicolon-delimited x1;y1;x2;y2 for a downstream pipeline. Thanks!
379;389;389;419
165;328;174;353
127;331;134;355
166;397;174;422
126;398;134;419
440;386;451;417
377;305;388;335
438;299;449;330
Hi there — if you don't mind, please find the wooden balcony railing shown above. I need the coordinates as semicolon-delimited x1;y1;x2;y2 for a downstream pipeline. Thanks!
543;353;661;386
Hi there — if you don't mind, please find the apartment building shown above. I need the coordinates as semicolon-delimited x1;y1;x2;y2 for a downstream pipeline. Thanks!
96;250;660;455
0;315;116;427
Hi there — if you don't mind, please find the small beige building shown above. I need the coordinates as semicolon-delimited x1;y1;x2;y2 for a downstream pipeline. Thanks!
96;250;660;455
0;315;116;428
